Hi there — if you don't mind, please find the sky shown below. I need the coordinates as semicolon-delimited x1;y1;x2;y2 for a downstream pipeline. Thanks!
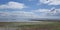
0;0;60;22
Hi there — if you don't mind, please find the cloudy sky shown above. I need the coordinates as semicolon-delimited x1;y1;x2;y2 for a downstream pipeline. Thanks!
0;0;60;22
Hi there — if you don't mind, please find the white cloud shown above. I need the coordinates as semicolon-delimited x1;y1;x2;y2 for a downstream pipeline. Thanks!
34;9;50;13
30;8;60;20
0;11;40;22
0;8;60;22
34;8;60;16
0;1;27;9
39;0;60;5
11;11;37;18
